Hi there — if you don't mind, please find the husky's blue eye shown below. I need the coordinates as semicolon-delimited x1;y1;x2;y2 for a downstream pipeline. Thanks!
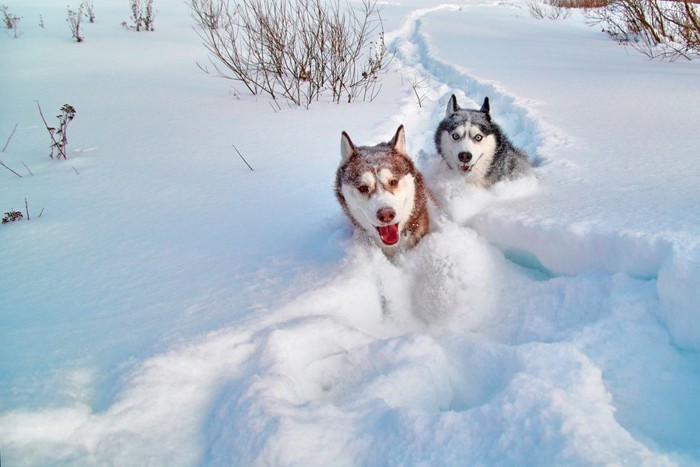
451;133;460;140
474;134;483;142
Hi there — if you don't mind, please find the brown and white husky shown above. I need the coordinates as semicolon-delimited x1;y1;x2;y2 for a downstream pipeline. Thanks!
335;125;431;255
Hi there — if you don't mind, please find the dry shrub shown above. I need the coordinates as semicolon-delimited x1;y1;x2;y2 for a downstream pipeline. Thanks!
558;0;610;7
528;0;572;19
127;0;155;31
67;3;84;42
530;0;700;60
2;4;22;37
189;0;389;107
529;0;613;20
584;0;700;60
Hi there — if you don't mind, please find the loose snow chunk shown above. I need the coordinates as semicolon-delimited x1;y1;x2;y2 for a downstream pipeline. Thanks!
657;246;700;351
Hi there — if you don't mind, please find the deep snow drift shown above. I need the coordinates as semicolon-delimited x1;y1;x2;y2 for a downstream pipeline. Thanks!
1;0;700;465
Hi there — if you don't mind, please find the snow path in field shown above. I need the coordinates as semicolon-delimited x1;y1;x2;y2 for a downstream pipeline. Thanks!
386;3;559;167
384;2;696;297
2;1;700;466
383;4;700;463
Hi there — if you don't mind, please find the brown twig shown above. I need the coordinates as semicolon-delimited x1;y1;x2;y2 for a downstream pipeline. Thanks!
24;197;30;221
22;161;33;176
0;159;22;177
232;144;254;171
2;123;18;152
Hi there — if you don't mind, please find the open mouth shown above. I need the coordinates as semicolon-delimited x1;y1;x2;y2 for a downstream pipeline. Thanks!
376;223;400;245
457;154;481;173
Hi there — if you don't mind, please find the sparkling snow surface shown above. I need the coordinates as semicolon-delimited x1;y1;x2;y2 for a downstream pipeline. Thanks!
1;0;700;465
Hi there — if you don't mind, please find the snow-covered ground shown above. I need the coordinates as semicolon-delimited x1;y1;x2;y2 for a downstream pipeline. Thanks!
2;0;700;465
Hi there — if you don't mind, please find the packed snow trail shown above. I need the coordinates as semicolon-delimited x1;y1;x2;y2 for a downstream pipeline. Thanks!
385;3;557;167
383;2;700;462
2;1;700;466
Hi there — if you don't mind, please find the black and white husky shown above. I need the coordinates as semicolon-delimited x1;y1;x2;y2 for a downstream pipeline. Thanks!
435;95;531;188
335;125;431;255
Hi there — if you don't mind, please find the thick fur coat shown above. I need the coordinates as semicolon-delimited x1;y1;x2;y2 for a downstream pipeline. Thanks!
335;125;431;254
435;95;531;187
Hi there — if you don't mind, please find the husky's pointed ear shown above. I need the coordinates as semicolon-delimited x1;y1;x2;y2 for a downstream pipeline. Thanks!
480;97;491;115
390;125;407;155
340;131;355;163
446;94;459;117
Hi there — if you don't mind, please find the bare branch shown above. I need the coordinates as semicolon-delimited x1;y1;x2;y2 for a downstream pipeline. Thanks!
2;123;18;152
232;144;254;171
22;161;33;176
0;159;22;178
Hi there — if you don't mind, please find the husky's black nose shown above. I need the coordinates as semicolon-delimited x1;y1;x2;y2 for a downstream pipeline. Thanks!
376;207;396;224
458;152;473;163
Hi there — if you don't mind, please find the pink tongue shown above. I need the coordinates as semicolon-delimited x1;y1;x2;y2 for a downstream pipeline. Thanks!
377;223;400;245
